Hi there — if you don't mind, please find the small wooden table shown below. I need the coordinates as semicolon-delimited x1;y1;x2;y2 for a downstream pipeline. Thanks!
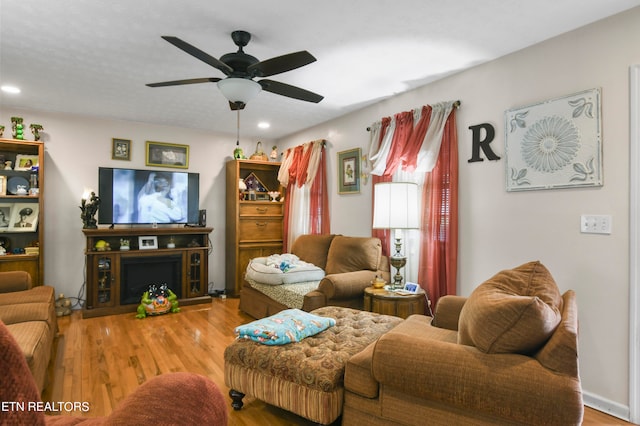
363;286;428;319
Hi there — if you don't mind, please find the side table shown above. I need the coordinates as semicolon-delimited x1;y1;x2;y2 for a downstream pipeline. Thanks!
363;286;429;319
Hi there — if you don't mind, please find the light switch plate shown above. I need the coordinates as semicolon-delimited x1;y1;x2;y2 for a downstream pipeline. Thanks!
580;214;612;234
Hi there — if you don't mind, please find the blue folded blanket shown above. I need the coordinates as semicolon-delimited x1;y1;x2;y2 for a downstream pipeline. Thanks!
235;309;336;345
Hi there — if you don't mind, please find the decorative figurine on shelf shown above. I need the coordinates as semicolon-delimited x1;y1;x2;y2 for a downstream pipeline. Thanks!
250;141;268;161
4;161;12;170
270;145;278;161
238;178;247;200
166;237;175;249
11;117;24;140
119;238;130;251
0;125;4;138
233;141;245;159
80;191;100;229
268;191;280;202
94;240;111;251
29;124;43;141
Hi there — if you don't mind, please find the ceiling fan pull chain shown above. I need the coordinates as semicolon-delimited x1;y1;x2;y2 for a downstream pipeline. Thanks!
236;109;240;146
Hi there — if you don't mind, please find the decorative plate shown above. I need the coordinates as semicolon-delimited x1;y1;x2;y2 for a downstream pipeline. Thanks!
7;176;29;195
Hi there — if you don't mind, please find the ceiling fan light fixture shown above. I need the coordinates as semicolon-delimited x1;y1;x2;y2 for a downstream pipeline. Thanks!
217;78;262;104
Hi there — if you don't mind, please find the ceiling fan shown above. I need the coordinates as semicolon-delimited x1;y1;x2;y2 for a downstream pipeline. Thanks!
146;30;324;110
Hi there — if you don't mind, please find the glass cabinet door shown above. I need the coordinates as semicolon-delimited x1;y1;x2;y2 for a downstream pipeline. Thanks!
94;255;115;307
186;250;205;298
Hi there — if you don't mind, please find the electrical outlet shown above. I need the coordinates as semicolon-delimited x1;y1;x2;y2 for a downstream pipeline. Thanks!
580;214;612;234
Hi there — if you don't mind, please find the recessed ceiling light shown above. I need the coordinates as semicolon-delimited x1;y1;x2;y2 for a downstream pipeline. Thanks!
258;122;270;129
1;85;21;94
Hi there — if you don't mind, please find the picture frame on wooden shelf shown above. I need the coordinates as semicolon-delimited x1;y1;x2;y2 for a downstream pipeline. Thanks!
14;155;39;171
338;148;361;194
0;204;12;230
112;138;131;161
8;203;38;232
0;176;6;196
146;141;189;169
138;235;158;250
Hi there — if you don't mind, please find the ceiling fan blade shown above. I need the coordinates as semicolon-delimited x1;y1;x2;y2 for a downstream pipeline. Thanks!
229;101;246;111
161;36;233;75
259;79;324;103
248;51;316;78
146;77;221;87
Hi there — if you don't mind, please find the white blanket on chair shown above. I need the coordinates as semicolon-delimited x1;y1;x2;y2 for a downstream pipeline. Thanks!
245;254;325;285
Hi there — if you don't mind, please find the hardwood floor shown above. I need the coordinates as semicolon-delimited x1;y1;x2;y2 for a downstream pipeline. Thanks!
43;297;635;425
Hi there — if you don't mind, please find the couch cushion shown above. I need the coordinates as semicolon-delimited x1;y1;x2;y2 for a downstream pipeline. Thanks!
325;236;382;275
0;285;54;306
0;271;32;293
457;261;563;354
6;320;53;393
245;255;325;285
0;302;55;326
291;234;336;270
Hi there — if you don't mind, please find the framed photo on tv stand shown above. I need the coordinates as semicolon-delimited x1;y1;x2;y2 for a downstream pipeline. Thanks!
138;236;158;250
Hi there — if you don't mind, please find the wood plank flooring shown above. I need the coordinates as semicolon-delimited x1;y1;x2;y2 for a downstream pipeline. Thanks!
42;297;635;425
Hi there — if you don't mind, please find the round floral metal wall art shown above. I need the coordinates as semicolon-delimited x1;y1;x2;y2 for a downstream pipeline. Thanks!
521;116;580;173
505;88;602;191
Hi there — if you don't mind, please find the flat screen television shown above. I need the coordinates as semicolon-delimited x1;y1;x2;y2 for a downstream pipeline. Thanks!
98;167;200;225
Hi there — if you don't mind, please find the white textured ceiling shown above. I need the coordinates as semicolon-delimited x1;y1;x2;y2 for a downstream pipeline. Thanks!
1;0;639;140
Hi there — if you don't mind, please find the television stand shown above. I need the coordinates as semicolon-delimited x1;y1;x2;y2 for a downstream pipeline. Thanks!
82;227;214;318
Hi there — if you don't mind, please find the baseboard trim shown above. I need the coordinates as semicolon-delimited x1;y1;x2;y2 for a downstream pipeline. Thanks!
583;390;630;422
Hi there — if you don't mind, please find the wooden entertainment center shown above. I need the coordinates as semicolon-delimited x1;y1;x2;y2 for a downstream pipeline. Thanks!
83;226;213;318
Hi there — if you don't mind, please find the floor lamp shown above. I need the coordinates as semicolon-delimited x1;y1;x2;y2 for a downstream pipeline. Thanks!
372;182;419;289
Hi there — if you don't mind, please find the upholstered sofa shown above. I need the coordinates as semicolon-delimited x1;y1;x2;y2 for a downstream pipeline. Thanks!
343;261;584;425
0;271;57;393
239;234;390;319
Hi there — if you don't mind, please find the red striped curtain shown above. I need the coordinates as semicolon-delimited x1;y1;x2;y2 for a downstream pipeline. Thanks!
281;140;329;251
370;105;458;306
418;111;458;309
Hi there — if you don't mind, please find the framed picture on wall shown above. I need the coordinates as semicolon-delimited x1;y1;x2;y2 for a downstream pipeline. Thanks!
112;138;131;161
338;148;361;194
146;141;189;169
505;88;603;191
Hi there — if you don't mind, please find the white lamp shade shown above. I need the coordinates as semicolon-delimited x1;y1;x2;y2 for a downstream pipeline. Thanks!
372;182;419;229
217;78;262;103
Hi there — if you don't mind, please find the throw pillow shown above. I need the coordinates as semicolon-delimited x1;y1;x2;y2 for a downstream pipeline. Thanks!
458;261;563;354
235;309;336;345
324;236;382;274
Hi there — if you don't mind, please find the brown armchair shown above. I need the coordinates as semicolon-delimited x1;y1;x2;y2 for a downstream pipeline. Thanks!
343;261;584;425
240;234;390;318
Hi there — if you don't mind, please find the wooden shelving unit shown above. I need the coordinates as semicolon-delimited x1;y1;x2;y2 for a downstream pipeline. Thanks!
0;138;45;285
225;159;283;296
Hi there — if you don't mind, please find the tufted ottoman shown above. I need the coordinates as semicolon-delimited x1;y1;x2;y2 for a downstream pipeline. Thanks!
224;306;403;425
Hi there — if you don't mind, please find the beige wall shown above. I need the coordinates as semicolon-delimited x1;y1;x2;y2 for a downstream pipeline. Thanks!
276;7;640;418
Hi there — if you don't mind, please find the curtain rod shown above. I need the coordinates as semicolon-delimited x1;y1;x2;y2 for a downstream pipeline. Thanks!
366;100;461;131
